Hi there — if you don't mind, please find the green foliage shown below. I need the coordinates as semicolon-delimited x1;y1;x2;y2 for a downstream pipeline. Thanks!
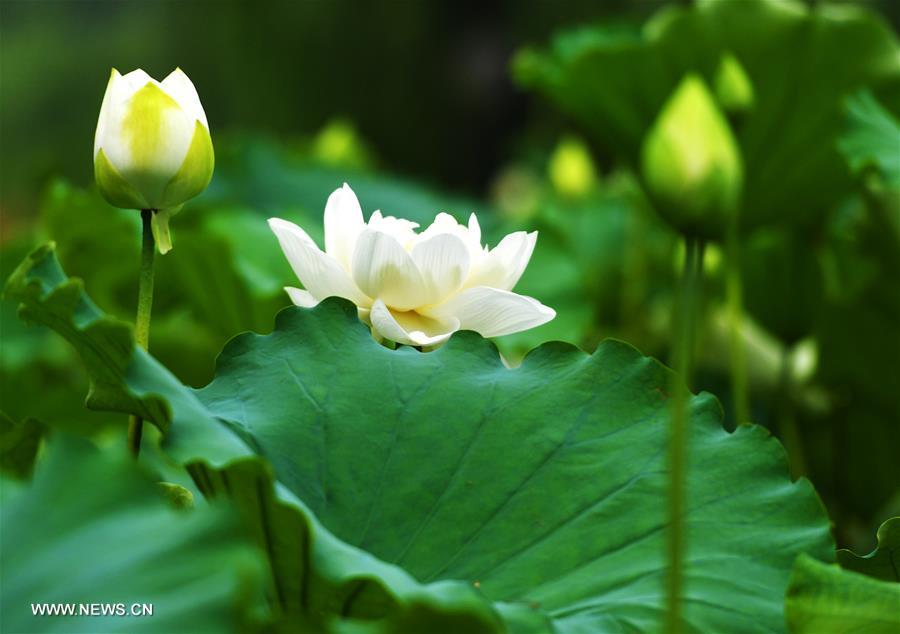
740;228;823;346
498;174;676;361
6;245;835;632
189;460;531;634
187;304;834;632
0;411;44;479
837;518;900;583
206;137;498;234
839;91;900;188
514;0;900;542
813;193;900;524
0;436;268;633
4;244;170;428
786;554;900;633
4;3;900;630
515;0;900;229
0;237;120;435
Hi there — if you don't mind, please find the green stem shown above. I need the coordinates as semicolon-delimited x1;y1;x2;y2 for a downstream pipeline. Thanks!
777;347;807;478
127;209;156;457
726;216;749;428
666;236;704;634
620;200;647;340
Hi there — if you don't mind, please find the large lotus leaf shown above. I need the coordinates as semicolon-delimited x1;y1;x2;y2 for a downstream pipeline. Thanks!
515;0;900;229
6;244;834;632
4;244;539;633
837;517;900;583
191;305;835;634
187;459;547;634
0;435;268;633
785;554;900;633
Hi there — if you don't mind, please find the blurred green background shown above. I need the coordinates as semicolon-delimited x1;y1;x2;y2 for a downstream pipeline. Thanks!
2;0;899;554
1;0;676;220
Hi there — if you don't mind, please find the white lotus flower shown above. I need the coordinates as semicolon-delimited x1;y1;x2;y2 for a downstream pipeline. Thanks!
94;68;214;253
269;184;555;347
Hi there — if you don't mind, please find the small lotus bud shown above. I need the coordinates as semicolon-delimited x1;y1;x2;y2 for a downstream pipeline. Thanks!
548;136;597;199
94;68;214;253
641;74;743;237
312;119;372;169
715;53;755;114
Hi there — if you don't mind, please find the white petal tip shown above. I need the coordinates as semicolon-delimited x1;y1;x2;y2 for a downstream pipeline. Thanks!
268;217;291;231
285;287;319;308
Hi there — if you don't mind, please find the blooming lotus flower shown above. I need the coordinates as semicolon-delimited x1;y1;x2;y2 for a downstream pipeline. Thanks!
94;68;214;253
269;184;555;347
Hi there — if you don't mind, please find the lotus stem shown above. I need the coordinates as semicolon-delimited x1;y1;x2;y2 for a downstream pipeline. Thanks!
777;347;807;478
127;209;156;457
666;235;705;633
726;216;749;428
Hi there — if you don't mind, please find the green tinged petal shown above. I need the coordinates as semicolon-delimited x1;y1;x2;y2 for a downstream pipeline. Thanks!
117;82;191;207
94;148;148;210
160;120;215;209
122;82;182;162
151;207;180;254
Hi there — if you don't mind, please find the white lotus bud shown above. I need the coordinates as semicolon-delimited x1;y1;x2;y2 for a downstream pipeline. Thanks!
94;68;214;253
269;184;556;347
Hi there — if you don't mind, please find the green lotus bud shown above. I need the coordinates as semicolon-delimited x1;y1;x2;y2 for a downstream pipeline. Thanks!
548;135;597;199
715;52;755;113
94;68;214;253
641;74;743;237
312;119;372;169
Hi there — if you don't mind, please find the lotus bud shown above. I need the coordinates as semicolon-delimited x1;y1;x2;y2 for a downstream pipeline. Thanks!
312;119;372;169
94;68;214;253
641;74;743;237
548;136;597;199
715;52;755;114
